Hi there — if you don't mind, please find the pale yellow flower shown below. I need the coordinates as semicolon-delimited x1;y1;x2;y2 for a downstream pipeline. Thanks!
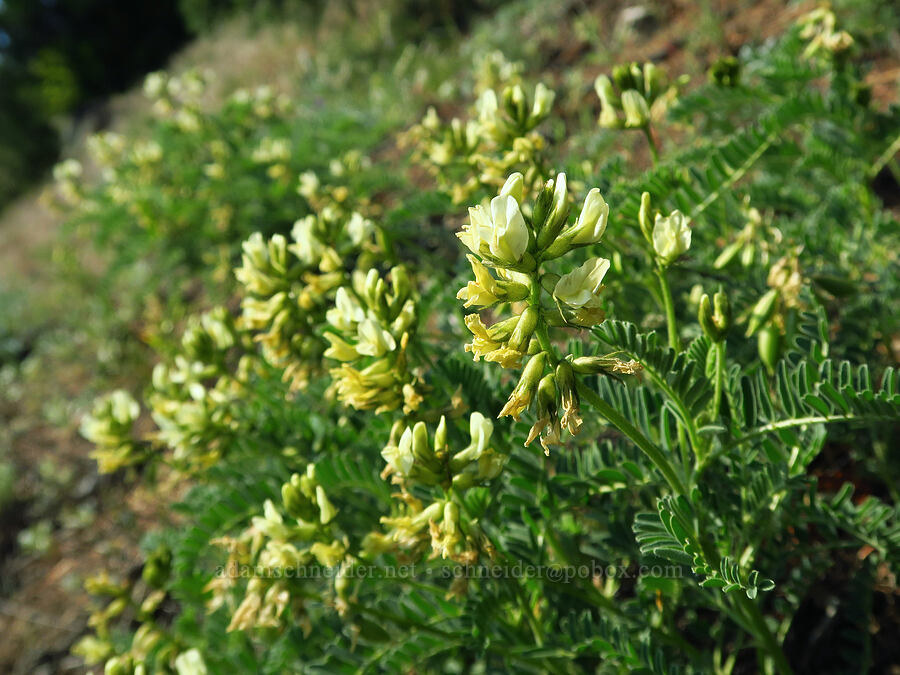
553;258;610;308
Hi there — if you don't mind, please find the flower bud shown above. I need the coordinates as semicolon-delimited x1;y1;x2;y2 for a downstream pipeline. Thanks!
316;486;338;524
595;75;621;128
612;63;637;91
652;210;691;265
282;473;317;521
621;89;650;128
499;172;525;206
643;62;664;100
570;355;642;375
536;374;557;416
507;306;539;352
503;84;527;127
536;172;569;250
531;82;555;121
566;188;609;246
411;421;432;463
389;266;411;308
531;178;555;232
434;415;448;455
758;324;781;374
499;352;547;419
713;291;731;334
638;191;653;243
746;288;778;337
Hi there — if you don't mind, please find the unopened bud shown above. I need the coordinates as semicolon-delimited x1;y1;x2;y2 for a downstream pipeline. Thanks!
316;485;338;524
282;474;317;521
532;178;555;232
746;288;778;337
507;306;539;352
536;374;558;417
499;172;525;206
638;192;653;243
434;416;448;455
537;172;569;249
698;294;721;341
531;82;555;121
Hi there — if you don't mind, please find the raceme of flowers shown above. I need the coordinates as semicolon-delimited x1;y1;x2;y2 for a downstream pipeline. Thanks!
323;266;422;414
403;81;555;204
456;171;641;452
235;209;377;390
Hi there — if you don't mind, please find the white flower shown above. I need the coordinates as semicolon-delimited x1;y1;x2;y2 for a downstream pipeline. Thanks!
499;172;524;206
174;648;208;675
487;193;529;262
531;82;555;120
652;210;692;265
326;288;365;331
298;171;319;198
621;89;650;128
290;216;323;264
382;427;415;476
468;412;494;454
143;71;167;99
568;188;609;245
356;318;397;357
458;205;494;256
553;258;611;308
324;333;359;361
346;212;374;245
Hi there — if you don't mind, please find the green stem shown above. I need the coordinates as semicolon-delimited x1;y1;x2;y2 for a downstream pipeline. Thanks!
697;340;727;470
577;380;686;495
694;523;793;674
656;267;679;351
711;341;726;421
655;266;692;466
643;125;660;165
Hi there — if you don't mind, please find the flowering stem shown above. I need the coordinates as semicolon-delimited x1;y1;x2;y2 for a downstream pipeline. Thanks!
576;380;687;496
655;267;679;351
711;341;726;421
643;125;660;166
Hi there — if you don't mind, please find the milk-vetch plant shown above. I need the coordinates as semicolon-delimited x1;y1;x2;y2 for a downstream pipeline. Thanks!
72;8;900;674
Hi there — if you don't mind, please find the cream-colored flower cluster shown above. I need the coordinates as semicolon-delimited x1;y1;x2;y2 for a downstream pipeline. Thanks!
50;158;85;206
323;266;421;414
403;81;555;204
297;149;374;216
79;389;142;473
251;136;292;180
456;171;642;451
207;464;350;631
228;84;293;119
595;62;678;130
143;68;210;131
366;412;503;563
148;308;247;469
73;548;205;675
235;209;377;390
473;50;524;95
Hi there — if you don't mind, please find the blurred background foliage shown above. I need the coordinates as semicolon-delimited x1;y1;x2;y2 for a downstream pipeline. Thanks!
0;0;507;210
